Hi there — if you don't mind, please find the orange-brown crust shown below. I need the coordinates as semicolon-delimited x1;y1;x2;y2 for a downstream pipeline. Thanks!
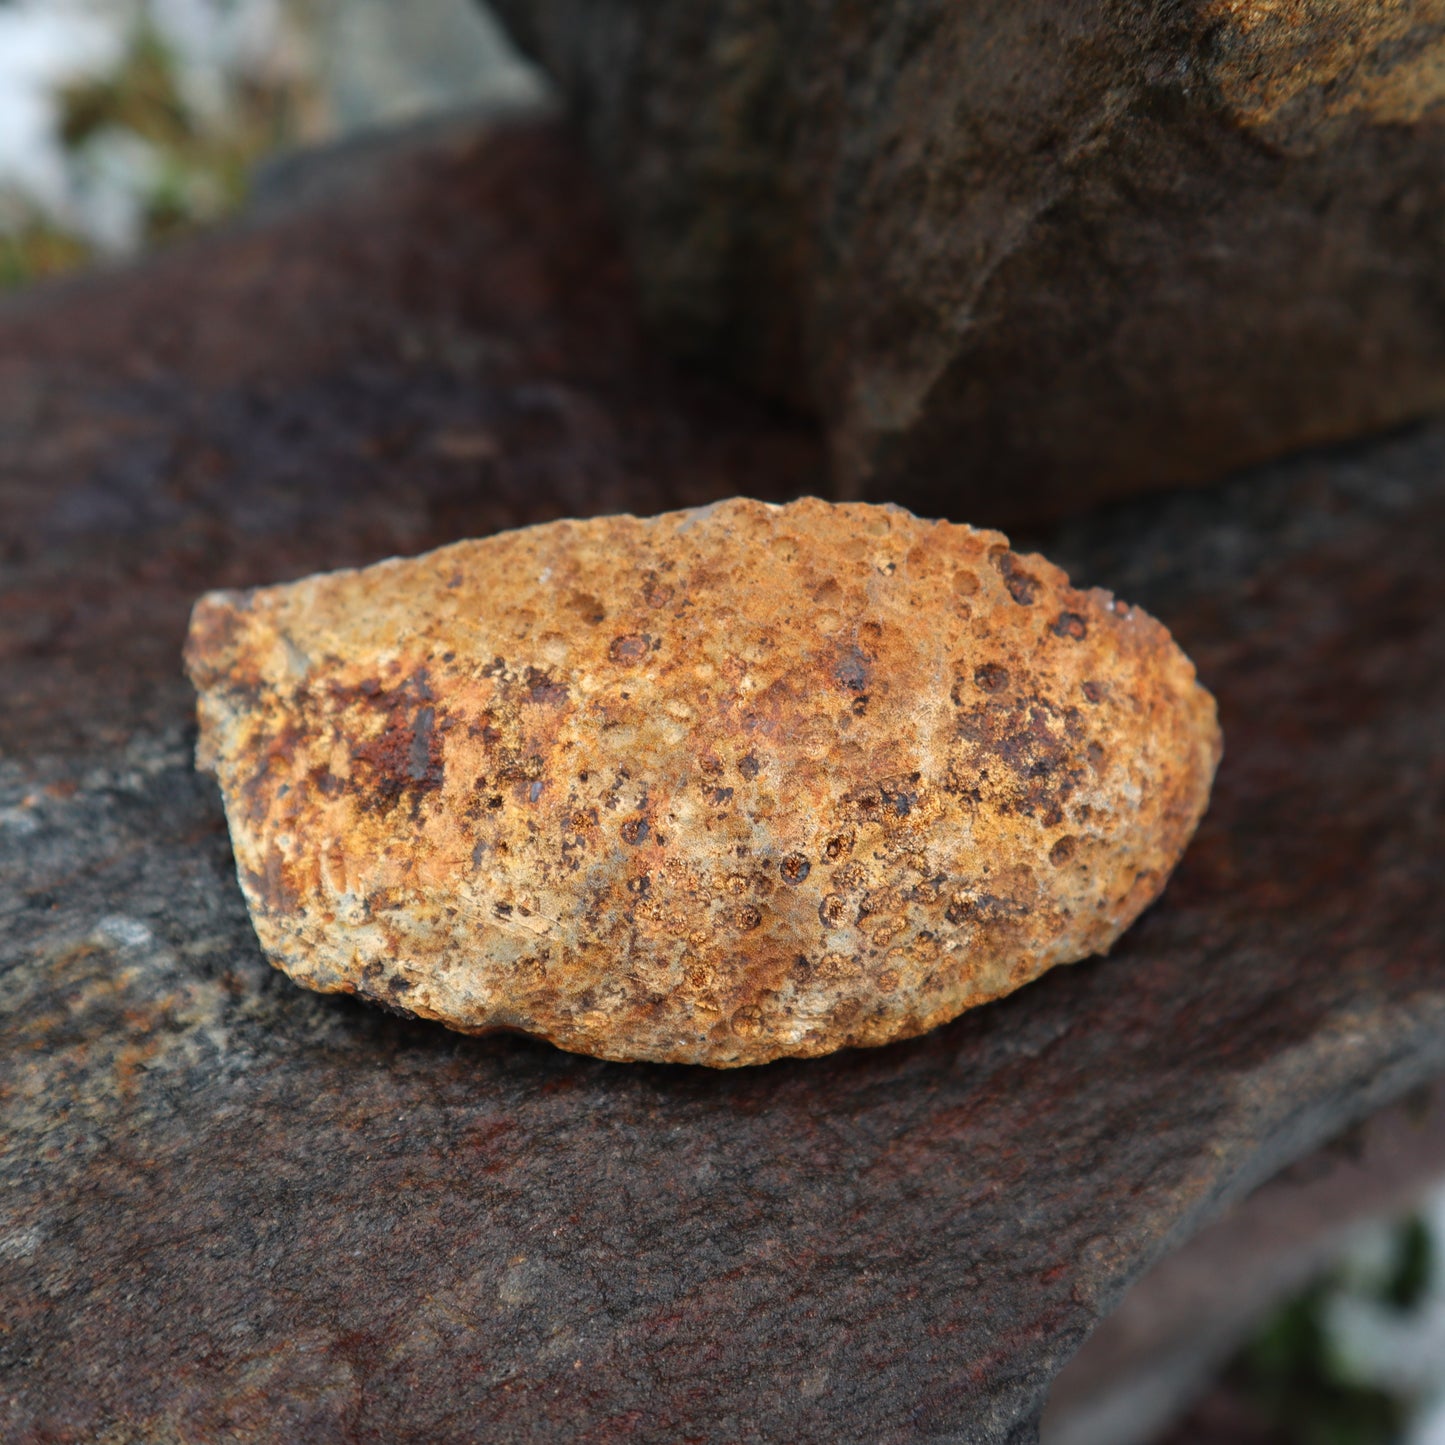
185;498;1221;1066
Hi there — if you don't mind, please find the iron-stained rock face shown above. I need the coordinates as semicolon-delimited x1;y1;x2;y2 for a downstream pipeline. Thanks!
184;498;1220;1065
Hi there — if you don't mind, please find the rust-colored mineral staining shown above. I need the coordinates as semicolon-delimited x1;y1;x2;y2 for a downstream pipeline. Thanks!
1205;0;1445;138
184;499;1221;1066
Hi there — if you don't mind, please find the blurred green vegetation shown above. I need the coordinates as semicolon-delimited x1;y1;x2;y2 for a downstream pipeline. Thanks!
1224;1215;1434;1445
3;16;317;290
1235;1285;1406;1445
0;223;89;290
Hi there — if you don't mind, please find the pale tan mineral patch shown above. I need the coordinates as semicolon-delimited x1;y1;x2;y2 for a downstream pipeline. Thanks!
184;498;1221;1066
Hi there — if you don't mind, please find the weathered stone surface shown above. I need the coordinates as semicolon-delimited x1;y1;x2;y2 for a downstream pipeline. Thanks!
1;115;1443;1443
185;500;1219;1065
491;0;1445;520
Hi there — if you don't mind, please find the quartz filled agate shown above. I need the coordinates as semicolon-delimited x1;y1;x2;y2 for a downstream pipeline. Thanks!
185;498;1221;1065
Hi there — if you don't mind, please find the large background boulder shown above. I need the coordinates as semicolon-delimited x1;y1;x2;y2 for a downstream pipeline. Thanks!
490;0;1445;521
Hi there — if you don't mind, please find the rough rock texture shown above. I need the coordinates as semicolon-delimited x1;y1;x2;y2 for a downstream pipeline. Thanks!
1;115;1443;1444
490;0;1445;520
185;500;1219;1065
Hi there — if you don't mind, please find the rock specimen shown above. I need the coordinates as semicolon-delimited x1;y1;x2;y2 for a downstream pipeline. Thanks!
185;498;1220;1065
490;0;1445;520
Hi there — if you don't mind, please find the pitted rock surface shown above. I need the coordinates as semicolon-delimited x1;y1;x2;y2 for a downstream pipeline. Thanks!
186;499;1219;1065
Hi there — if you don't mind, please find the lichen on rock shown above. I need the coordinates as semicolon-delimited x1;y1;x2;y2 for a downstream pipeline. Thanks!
184;498;1221;1066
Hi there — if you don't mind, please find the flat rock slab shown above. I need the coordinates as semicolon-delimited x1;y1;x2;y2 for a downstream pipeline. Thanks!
2;115;1443;1444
